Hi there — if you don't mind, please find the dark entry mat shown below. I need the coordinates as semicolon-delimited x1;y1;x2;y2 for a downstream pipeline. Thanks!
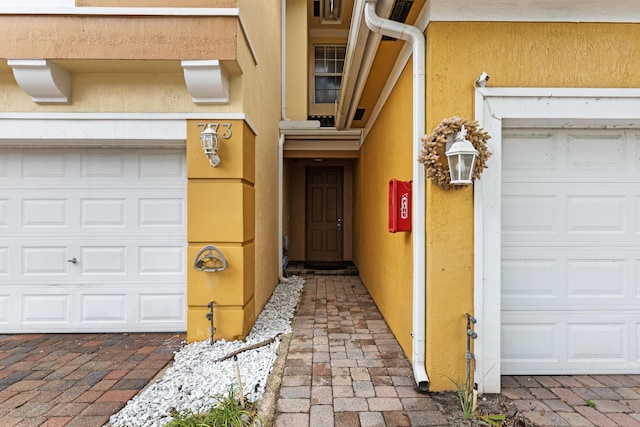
304;261;348;270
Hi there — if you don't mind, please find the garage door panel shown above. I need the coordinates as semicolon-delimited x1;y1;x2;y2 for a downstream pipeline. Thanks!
502;322;559;363
138;246;185;275
79;246;127;275
139;152;185;178
567;196;626;234
138;197;185;227
566;132;627;171
80;294;127;323
81;198;127;227
502;195;558;234
139;292;186;323
23;294;70;324
502;129;640;374
0;295;8;324
503;313;640;374
567;322;627;362
22;246;69;275
23;198;68;228
0;148;186;333
567;259;626;297
502;258;558;297
22;152;69;179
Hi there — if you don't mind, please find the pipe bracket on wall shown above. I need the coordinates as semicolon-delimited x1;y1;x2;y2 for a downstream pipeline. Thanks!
194;245;228;272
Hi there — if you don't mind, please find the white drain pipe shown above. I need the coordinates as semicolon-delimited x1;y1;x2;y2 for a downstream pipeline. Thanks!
364;0;429;392
278;0;289;283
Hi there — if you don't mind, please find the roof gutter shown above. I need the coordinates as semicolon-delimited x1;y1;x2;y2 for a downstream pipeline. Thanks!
363;0;429;392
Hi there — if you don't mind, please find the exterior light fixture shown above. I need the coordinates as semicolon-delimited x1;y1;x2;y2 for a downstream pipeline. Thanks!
445;126;479;185
322;0;342;22
199;123;221;167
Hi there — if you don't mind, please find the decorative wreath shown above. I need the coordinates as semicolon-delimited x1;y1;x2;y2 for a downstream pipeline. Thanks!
418;116;492;189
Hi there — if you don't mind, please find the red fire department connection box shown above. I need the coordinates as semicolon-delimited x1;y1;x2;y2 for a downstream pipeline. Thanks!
388;179;412;233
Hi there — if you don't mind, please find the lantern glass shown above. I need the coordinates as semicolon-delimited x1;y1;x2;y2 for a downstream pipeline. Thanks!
445;126;479;185
447;152;476;184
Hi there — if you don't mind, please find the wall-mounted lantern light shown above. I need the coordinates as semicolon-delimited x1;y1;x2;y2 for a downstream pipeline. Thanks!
199;123;221;167
445;125;479;185
198;123;232;167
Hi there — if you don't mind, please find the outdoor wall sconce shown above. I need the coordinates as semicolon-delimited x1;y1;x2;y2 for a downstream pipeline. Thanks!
198;123;232;167
445;125;479;185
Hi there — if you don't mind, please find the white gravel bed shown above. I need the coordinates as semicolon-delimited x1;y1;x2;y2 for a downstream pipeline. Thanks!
107;275;304;427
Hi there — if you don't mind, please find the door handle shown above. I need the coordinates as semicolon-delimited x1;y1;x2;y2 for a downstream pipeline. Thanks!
66;258;77;264
337;218;342;231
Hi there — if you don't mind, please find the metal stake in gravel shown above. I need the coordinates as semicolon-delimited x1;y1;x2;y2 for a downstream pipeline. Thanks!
233;355;245;408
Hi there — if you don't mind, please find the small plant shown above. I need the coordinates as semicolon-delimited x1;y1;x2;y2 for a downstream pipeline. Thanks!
586;399;596;408
450;376;477;420
477;414;506;427
166;386;262;427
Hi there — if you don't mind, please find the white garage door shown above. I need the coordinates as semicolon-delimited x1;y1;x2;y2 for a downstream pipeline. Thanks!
501;129;640;374
0;148;187;332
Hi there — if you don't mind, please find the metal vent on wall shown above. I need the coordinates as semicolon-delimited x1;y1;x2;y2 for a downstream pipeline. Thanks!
382;0;414;40
353;108;365;121
308;115;335;127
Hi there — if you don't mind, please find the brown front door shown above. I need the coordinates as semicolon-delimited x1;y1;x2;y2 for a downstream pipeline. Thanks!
305;167;343;261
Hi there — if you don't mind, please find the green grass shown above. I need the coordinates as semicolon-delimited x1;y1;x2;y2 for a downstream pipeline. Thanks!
165;387;262;427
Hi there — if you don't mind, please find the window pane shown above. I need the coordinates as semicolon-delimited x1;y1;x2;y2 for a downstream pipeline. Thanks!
314;45;345;104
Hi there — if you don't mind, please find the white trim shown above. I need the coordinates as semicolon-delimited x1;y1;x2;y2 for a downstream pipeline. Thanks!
473;87;640;394
0;112;257;136
0;7;241;16
428;0;640;23
0;112;258;148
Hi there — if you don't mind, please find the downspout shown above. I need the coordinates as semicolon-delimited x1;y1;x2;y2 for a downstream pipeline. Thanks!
364;0;429;392
278;0;289;283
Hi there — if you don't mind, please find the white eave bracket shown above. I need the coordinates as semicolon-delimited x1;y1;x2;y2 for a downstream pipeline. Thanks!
181;60;229;105
7;59;71;104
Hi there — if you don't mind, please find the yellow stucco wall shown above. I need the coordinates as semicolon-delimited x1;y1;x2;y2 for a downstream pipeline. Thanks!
186;119;257;342
353;61;414;356
237;0;282;316
424;21;640;391
357;21;640;392
286;0;309;121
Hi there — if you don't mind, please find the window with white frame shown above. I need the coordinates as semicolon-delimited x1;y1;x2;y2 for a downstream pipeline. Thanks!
314;45;346;104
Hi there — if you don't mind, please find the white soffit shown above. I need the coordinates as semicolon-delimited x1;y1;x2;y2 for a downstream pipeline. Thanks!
7;59;71;104
428;0;640;22
181;60;230;105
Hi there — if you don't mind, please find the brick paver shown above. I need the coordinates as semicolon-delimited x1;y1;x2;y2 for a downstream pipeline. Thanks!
273;267;640;427
0;333;183;426
273;273;449;426
504;374;640;427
